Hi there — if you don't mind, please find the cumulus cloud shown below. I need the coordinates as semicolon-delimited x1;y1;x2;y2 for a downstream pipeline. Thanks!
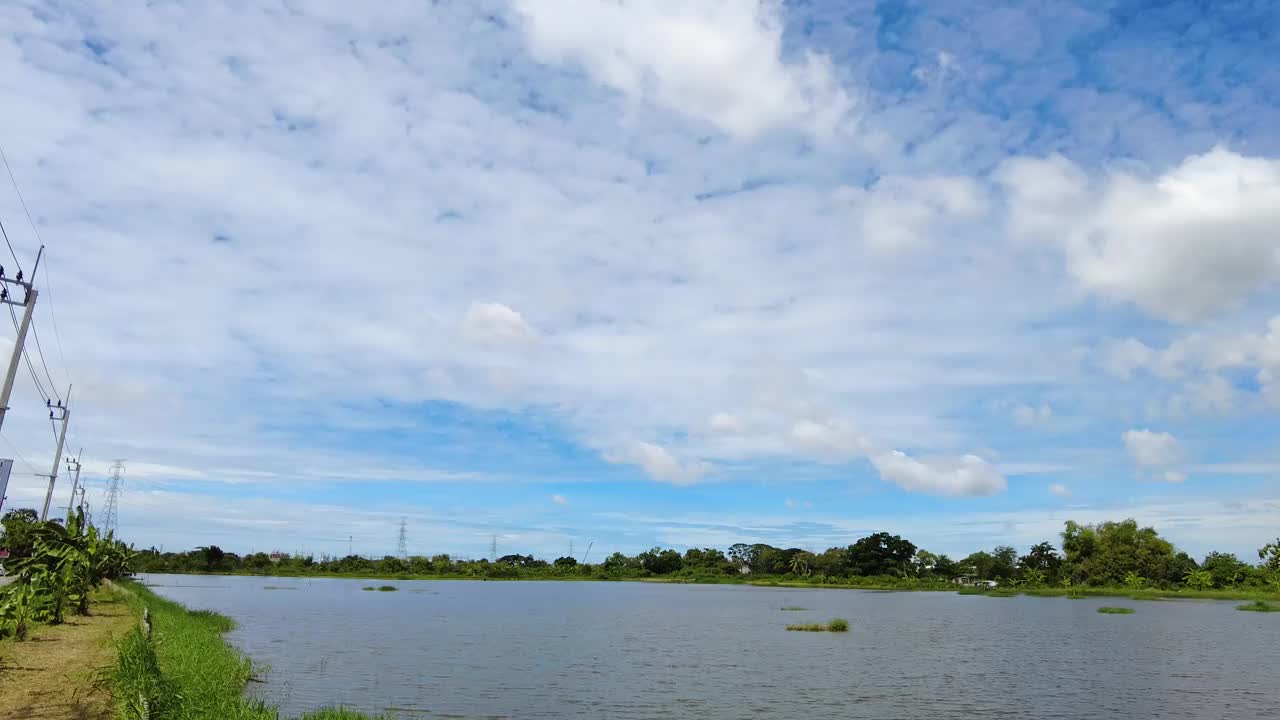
708;412;746;434
1123;429;1188;482
605;441;712;485
1013;403;1053;427
1049;483;1071;498
510;0;851;138
868;451;1007;497
462;302;537;346
853;175;987;253
785;418;871;458
1000;148;1280;322
1104;316;1280;412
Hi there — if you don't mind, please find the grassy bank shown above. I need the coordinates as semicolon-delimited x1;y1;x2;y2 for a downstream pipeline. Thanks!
116;580;383;720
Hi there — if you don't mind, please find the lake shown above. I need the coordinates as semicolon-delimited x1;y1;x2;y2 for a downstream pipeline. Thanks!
139;574;1279;719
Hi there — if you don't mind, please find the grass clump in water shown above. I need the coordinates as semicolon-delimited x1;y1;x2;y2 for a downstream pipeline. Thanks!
1097;606;1135;614
362;585;398;592
780;606;808;611
786;618;849;632
1236;600;1280;612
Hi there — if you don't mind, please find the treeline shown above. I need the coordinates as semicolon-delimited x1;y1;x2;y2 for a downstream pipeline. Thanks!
125;518;1280;591
0;507;134;640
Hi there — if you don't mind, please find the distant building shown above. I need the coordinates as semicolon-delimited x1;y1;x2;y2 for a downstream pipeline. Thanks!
951;574;998;588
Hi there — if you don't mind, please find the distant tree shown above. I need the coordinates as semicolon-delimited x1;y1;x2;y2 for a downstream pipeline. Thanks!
1259;539;1280;572
1018;542;1062;581
1;508;41;560
553;556;578;568
1201;552;1248;588
991;546;1018;580
788;552;814;576
845;533;917;577
637;547;683;575
961;551;996;580
1061;519;1179;586
932;554;959;578
200;545;226;571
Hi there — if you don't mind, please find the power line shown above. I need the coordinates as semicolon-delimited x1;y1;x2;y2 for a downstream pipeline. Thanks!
0;430;39;475
9;303;50;403
0;216;21;275
29;321;60;401
2;146;71;389
39;256;70;386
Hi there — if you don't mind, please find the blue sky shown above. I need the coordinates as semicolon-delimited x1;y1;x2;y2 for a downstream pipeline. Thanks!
0;0;1277;562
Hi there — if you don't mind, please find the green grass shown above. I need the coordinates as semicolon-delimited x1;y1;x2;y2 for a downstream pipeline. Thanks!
1097;606;1135;614
361;585;398;592
786;618;849;632
116;580;385;719
779;606;808;611
1236;600;1280;612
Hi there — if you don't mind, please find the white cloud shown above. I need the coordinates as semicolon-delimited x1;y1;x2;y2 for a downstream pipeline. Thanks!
1049;483;1071;498
784;497;813;509
868;451;1007;497
461;302;537;346
604;441;711;485
1162;471;1186;484
551;494;569;505
850;175;987;253
1104;316;1280;413
510;0;851;139
1123;429;1181;467
707;412;746;434
1000;148;1280;322
1013;403;1053;427
785;418;870;458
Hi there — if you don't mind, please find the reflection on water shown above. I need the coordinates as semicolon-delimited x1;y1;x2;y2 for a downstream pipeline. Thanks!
141;575;1279;719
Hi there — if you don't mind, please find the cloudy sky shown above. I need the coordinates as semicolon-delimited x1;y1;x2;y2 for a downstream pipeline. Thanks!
0;0;1277;561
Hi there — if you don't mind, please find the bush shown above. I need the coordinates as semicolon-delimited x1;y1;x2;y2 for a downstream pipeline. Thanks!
827;618;849;632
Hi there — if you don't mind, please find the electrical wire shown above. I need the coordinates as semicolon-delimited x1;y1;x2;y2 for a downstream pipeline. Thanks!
0;430;40;476
9;302;51;403
0;215;21;276
29;322;61;403
2;144;72;390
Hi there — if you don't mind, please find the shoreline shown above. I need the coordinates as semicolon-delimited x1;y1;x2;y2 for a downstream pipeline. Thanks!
136;571;1280;602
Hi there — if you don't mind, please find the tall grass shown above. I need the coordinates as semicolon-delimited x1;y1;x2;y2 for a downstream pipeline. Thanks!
1236;600;1279;612
116;581;387;719
1097;607;1135;614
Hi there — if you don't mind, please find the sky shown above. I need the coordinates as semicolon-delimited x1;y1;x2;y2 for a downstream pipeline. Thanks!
0;0;1277;562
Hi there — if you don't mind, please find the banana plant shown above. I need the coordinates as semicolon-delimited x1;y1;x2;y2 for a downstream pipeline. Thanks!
0;582;40;639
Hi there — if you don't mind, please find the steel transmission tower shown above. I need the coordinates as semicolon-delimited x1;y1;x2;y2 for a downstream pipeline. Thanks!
396;517;408;559
102;459;125;535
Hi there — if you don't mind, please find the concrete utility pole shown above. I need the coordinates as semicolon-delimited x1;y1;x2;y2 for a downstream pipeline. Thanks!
40;389;70;521
64;450;82;513
0;250;39;435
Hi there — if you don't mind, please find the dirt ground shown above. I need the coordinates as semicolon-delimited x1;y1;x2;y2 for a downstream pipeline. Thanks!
0;591;134;720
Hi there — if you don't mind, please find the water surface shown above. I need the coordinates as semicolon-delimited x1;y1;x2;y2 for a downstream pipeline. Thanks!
141;575;1279;719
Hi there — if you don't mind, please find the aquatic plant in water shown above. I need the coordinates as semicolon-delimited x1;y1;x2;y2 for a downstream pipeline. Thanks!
1097;607;1135;614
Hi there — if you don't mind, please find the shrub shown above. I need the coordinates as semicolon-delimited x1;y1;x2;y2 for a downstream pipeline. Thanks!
827;618;849;632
